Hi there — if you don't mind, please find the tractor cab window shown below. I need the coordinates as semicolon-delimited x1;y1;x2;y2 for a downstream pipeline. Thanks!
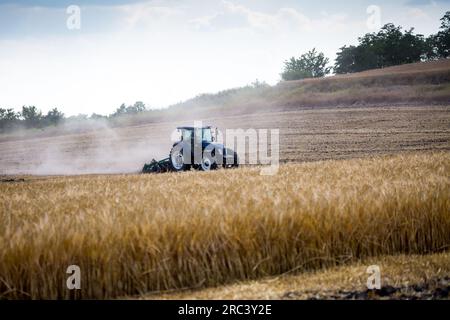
181;129;192;141
202;128;212;143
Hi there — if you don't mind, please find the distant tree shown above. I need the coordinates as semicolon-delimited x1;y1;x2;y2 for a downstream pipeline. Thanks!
387;27;426;65
434;11;450;58
21;106;43;128
281;48;331;81
111;103;127;117
334;45;379;74
0;108;19;121
0;108;20;131
126;101;146;114
334;46;356;74
423;35;439;60
111;101;146;117
334;23;427;74
0;108;6;122
135;101;146;112
44;108;64;126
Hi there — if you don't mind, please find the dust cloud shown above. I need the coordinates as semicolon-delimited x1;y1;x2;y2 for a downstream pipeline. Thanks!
0;108;255;176
0;120;172;175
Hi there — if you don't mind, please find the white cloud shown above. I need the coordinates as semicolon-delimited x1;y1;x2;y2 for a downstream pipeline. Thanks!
116;1;185;30
207;0;312;32
189;13;219;30
406;7;430;20
189;1;350;34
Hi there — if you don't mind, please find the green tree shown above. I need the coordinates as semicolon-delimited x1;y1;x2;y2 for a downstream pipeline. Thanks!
334;46;357;74
126;101;146;114
0;108;19;121
424;35;439;60
378;25;426;66
111;103;127;117
334;23;427;74
21;106;43;128
44;108;64;126
435;11;450;58
281;48;331;81
0;108;20;131
112;101;146;117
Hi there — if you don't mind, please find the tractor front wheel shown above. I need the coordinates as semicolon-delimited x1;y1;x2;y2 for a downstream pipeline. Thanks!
169;147;190;172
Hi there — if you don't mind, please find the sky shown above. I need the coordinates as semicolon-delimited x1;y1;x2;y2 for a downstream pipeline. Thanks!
0;0;449;116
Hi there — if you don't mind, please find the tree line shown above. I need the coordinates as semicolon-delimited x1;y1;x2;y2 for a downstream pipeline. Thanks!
0;101;147;133
281;11;450;80
0;106;64;132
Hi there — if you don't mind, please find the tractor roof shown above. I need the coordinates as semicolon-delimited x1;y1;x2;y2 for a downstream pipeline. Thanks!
177;126;212;130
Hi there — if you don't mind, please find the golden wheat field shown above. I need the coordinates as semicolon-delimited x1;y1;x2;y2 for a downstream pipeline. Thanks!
0;151;449;299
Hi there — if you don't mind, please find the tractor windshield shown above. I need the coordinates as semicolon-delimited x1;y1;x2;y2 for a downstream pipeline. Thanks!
202;128;212;143
180;128;212;143
182;129;192;141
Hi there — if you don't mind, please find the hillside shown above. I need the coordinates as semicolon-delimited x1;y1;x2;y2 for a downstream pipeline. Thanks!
105;59;450;128
2;59;450;139
0;60;449;174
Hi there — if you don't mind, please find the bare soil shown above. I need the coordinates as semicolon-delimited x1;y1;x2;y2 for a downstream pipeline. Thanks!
0;104;448;174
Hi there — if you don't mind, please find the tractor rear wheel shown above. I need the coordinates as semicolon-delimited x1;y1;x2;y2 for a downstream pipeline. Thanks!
200;156;214;171
232;152;239;168
223;151;239;168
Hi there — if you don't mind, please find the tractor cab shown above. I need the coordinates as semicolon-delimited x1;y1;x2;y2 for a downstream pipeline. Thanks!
176;126;216;144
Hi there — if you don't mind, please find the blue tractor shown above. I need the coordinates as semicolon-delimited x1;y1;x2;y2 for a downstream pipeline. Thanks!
142;126;239;173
